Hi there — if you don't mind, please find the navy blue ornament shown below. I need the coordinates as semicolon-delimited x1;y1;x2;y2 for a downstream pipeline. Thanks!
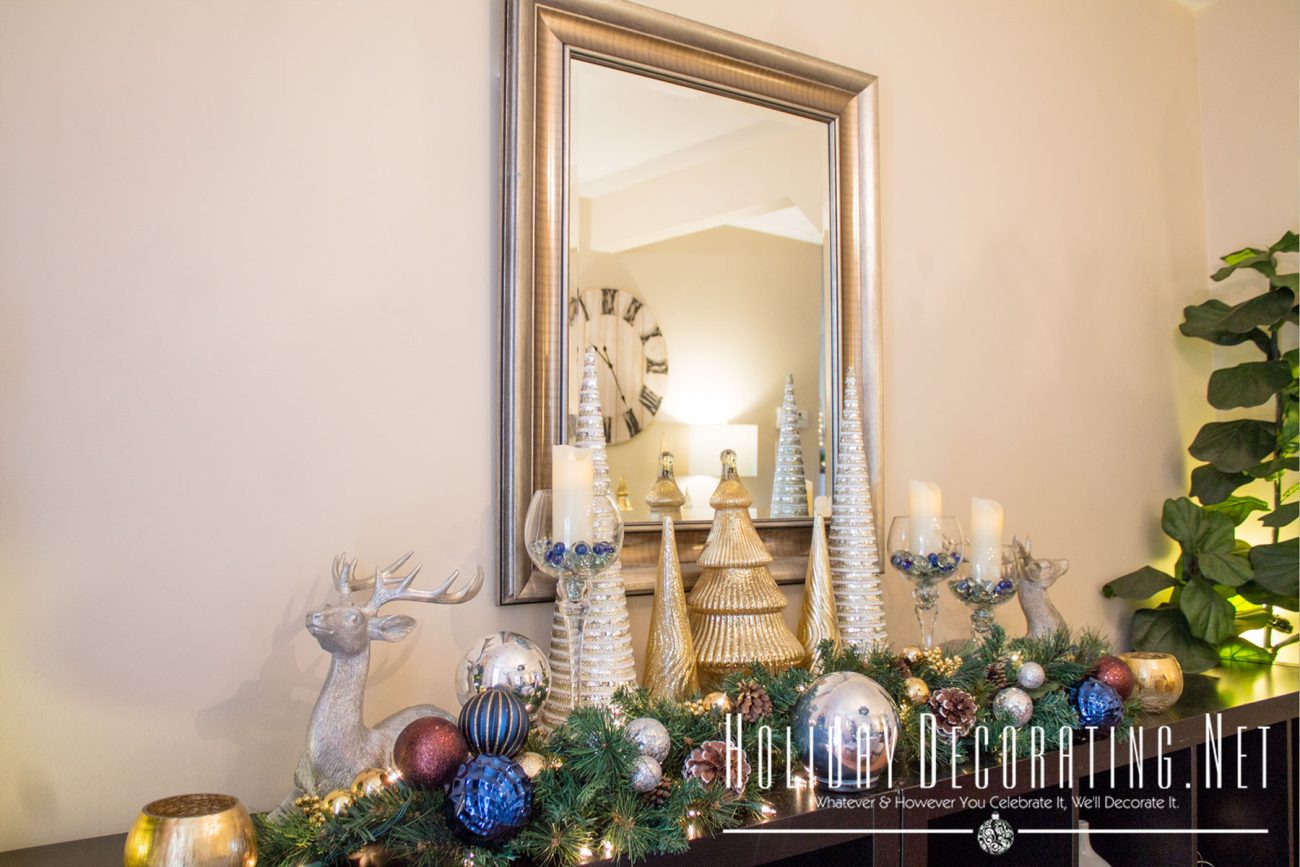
459;686;530;756
445;755;533;843
1072;677;1123;728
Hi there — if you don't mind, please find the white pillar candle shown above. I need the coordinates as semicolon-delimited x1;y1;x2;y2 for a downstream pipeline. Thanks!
970;497;1004;582
552;445;594;544
909;480;942;555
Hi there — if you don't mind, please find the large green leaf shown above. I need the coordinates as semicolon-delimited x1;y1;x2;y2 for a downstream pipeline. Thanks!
1206;361;1292;409
1249;539;1299;595
1161;497;1234;554
1218;636;1274;664
1130;607;1221;673
1211;247;1270;281
1232;608;1275;630
1269;230;1298;254
1219;289;1295;332
1180;300;1262;347
1261;501;1298;528
1102;566;1176;599
1180;576;1237;643
1197;551;1253;586
1190;464;1250;504
1189;419;1279;473
1247;456;1299;479
1202;495;1269;525
1235;580;1300;612
1274;272;1299;294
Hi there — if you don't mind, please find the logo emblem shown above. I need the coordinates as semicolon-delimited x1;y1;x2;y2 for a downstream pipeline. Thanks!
976;811;1015;855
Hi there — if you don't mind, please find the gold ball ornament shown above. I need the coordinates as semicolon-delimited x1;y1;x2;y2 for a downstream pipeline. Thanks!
350;768;388;798
902;676;931;704
515;751;547;778
900;645;923;666
704;691;732;714
1006;650;1025;669
322;789;355;817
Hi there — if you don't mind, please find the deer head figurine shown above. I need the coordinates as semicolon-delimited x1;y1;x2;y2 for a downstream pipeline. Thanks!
292;551;483;798
1012;537;1069;638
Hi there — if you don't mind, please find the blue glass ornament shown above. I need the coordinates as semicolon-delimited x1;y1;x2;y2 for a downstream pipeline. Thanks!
445;755;533;843
1072;677;1123;728
459;686;530;756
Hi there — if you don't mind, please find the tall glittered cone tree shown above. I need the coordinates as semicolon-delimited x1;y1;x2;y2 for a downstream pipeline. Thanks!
770;374;810;517
540;348;638;731
828;366;887;651
687;451;805;689
643;517;700;701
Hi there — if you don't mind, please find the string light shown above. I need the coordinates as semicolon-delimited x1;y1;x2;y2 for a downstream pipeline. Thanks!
577;846;594;859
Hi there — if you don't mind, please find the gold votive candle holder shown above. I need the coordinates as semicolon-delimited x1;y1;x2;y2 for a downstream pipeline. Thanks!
124;793;256;867
1119;651;1184;713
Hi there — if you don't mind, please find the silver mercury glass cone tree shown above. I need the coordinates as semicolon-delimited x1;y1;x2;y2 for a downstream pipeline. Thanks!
539;347;638;730
770;374;810;518
828;366;887;651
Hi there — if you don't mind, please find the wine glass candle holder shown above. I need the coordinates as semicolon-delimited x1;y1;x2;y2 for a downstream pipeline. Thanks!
886;516;965;649
524;489;623;710
948;544;1018;638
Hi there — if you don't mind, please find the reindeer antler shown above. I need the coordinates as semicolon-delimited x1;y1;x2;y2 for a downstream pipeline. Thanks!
347;551;485;613
331;553;358;603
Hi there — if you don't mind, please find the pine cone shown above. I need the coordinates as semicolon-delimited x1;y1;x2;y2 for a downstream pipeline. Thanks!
643;776;674;806
928;687;977;737
733;679;773;723
682;740;750;799
986;663;1008;691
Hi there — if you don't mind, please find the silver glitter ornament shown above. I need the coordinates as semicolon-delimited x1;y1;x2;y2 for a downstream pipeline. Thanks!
829;367;887;652
541;349;637;730
455;632;551;723
1016;661;1046;690
770;374;809;517
626;717;671;763
791;671;899;791
629;755;663;793
992;687;1033;726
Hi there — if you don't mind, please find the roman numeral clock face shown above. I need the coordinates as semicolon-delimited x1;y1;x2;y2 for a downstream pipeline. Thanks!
567;286;668;444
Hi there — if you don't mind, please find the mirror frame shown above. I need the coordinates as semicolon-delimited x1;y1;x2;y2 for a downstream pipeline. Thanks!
501;0;882;604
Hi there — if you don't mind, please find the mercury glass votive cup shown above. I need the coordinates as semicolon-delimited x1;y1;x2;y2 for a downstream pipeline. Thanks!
1118;651;1184;713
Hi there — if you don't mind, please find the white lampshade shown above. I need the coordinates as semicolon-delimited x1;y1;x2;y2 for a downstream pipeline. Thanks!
686;424;759;477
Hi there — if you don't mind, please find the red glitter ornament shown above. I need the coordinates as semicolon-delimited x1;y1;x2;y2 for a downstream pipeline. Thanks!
1093;654;1134;700
394;716;468;788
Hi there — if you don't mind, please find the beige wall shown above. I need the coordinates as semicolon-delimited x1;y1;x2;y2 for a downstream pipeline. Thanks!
2;0;1282;850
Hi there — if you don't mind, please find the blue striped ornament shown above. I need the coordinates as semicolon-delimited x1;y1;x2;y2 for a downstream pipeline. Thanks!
458;686;530;756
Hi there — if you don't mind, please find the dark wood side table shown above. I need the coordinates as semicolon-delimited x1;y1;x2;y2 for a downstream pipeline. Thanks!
2;664;1294;867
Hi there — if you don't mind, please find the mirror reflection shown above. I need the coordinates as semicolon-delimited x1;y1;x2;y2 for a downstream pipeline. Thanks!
566;60;832;524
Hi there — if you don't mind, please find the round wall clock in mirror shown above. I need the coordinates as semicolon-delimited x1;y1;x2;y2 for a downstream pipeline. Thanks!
567;286;668;444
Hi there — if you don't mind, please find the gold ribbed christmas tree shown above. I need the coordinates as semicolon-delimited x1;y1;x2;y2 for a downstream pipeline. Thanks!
687;450;805;689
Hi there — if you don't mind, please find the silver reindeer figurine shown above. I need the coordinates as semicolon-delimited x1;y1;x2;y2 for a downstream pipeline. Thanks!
294;551;483;797
1012;537;1069;638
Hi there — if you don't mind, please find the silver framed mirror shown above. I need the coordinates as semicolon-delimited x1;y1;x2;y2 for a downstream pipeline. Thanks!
501;0;882;604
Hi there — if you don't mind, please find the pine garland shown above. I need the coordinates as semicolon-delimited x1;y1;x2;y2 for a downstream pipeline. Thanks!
255;626;1142;866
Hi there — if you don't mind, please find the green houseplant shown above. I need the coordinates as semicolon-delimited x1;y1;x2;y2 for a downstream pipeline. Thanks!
1103;231;1299;672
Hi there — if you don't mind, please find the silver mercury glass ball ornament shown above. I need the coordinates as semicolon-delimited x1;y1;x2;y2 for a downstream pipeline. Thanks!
1016;660;1046;690
992;687;1034;726
625;717;671;763
629;755;663;793
792;671;900;791
455;632;551;723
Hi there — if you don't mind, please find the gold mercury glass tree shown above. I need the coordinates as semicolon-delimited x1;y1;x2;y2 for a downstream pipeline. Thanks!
642;517;700;700
687;451;805;689
539;348;638;730
798;514;840;670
